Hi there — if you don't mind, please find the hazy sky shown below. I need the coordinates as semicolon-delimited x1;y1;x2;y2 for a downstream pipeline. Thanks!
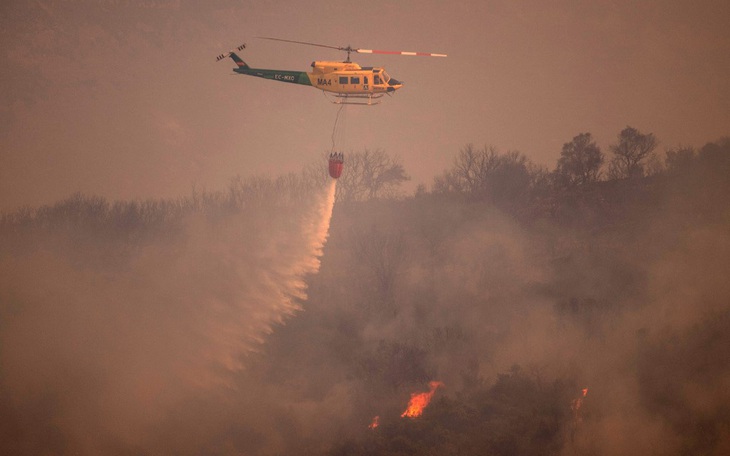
2;0;729;210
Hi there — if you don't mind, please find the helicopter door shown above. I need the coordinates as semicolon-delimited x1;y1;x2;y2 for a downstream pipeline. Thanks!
364;76;369;91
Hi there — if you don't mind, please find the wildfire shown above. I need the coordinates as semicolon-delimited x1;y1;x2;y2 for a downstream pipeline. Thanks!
569;387;589;444
368;416;379;430
400;381;444;418
571;388;589;421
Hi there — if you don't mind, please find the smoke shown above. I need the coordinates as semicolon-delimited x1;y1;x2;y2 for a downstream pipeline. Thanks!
0;179;337;454
269;170;728;455
2;157;729;455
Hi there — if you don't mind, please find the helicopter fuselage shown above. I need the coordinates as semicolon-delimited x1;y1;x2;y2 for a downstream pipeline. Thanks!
308;61;402;94
232;60;402;96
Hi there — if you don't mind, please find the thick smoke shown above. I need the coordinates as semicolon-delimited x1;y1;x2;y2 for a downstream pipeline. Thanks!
2;151;729;455
235;161;730;455
0;179;336;454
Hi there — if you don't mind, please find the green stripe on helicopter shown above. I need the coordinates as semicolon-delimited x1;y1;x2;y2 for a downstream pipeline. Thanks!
234;67;312;86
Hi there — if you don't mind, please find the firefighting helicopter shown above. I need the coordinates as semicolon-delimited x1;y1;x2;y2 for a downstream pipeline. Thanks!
216;37;447;105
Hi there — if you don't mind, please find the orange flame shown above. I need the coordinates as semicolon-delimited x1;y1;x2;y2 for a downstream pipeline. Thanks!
572;388;588;409
368;416;379;429
400;381;444;418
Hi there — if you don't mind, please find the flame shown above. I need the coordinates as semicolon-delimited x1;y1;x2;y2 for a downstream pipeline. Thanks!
368;416;379;429
572;387;588;410
569;387;589;444
401;381;444;418
571;387;589;421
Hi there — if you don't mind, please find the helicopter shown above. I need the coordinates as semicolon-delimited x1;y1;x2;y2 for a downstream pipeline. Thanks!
216;37;447;105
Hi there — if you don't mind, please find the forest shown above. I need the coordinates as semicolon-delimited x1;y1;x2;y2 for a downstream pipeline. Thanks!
1;128;729;455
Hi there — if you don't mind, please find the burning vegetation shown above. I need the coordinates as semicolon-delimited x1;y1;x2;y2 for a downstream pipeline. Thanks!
401;381;444;418
1;137;729;455
368;416;379;430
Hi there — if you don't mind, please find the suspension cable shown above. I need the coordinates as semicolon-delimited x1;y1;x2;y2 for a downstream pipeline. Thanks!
330;102;347;153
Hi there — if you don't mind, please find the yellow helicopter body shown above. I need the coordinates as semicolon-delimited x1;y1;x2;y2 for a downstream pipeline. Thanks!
308;61;401;98
216;39;445;105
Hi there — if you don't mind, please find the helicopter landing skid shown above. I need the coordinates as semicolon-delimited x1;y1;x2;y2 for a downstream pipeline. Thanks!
332;93;384;106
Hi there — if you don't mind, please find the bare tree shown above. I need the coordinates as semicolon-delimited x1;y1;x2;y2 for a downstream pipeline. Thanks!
555;133;603;186
433;145;534;205
608;126;658;179
335;149;409;202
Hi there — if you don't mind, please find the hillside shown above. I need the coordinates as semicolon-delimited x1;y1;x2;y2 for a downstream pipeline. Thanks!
1;141;729;455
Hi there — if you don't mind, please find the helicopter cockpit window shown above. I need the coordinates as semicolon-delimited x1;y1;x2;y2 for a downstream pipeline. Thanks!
350;76;360;84
339;76;348;85
374;74;381;85
382;71;391;83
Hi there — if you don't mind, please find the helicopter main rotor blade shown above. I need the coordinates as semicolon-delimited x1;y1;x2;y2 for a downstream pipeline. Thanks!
256;37;446;58
256;36;347;52
357;48;447;57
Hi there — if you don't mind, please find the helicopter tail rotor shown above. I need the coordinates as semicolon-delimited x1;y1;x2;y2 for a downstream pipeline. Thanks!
216;44;249;68
216;44;246;61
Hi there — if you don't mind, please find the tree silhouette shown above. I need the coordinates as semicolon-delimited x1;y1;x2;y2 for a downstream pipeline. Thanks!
664;145;696;174
433;145;534;206
607;126;658;179
554;133;603;187
335;149;410;202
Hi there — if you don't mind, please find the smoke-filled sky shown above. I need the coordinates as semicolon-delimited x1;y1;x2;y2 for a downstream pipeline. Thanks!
1;0;729;210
